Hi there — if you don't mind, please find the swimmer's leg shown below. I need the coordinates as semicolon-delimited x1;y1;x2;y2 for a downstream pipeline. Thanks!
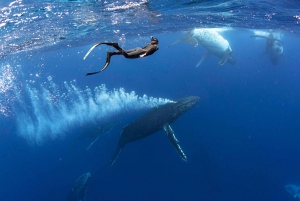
101;43;147;58
124;48;146;58
101;42;123;51
101;51;121;72
101;43;140;58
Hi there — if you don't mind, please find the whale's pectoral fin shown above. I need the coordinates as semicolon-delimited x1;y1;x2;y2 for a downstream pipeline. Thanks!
182;36;198;47
168;31;198;48
110;142;124;166
163;123;187;161
250;35;269;40
182;31;198;47
218;55;228;65
273;38;284;44
168;37;198;48
86;136;100;150
251;35;284;44
196;52;211;67
218;49;232;65
168;39;183;48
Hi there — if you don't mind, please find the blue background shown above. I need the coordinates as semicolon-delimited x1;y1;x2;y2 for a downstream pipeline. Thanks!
1;30;300;201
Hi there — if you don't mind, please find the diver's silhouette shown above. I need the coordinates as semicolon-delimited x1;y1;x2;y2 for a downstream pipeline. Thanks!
83;37;159;75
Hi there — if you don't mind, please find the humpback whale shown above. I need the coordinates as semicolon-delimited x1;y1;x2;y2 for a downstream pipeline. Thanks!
110;96;200;165
285;184;300;198
78;121;121;150
170;28;235;67
66;172;91;201
251;33;283;65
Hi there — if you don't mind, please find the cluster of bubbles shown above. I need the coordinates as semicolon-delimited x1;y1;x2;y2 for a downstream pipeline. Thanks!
14;75;172;145
0;63;21;116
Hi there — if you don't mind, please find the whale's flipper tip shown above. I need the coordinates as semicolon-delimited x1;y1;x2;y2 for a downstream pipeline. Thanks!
182;36;198;47
163;123;187;162
218;56;228;65
110;145;122;166
168;39;182;48
169;32;198;48
196;52;211;67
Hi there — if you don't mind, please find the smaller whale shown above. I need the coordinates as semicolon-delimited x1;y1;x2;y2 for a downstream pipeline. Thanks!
169;28;235;67
285;184;300;198
79;121;121;150
110;96;200;165
251;33;283;65
66;172;91;201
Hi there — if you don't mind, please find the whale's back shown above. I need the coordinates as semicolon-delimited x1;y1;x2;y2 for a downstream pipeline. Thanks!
193;29;230;54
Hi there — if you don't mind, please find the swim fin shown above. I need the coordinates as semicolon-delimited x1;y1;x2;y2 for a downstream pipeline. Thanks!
85;48;112;76
100;61;110;72
83;42;103;60
86;71;101;76
85;60;110;76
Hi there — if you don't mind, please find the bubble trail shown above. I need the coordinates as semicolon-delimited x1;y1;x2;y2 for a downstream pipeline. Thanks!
15;76;172;145
0;63;20;116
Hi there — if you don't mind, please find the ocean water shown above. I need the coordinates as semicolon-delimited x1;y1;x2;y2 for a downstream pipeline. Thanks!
1;0;300;200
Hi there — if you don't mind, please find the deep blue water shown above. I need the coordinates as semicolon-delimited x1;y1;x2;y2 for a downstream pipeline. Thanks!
1;1;300;201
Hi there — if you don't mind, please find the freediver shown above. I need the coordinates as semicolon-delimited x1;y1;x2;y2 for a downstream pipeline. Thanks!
83;37;159;76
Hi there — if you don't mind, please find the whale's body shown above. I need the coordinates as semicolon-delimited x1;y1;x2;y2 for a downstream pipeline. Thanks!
109;96;200;165
170;28;235;66
251;33;283;66
285;184;300;198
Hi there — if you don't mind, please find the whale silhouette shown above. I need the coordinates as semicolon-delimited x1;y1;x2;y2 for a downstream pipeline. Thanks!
251;32;283;66
66;172;91;201
110;96;200;165
285;184;300;198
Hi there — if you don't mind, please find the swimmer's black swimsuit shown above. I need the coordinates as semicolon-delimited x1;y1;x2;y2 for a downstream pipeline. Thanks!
84;42;159;76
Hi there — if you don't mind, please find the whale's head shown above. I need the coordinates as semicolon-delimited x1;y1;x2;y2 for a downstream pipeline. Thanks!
175;96;200;114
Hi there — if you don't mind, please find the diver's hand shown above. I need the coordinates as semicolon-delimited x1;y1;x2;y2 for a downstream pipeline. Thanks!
139;53;146;57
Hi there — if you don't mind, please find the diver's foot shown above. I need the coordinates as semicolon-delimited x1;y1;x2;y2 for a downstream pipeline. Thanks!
101;42;118;46
106;52;112;62
102;42;121;50
99;52;112;72
86;71;100;76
